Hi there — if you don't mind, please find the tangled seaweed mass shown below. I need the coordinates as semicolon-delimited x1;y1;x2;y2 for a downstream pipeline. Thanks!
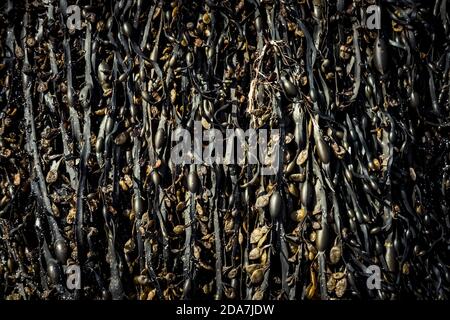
0;0;449;300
